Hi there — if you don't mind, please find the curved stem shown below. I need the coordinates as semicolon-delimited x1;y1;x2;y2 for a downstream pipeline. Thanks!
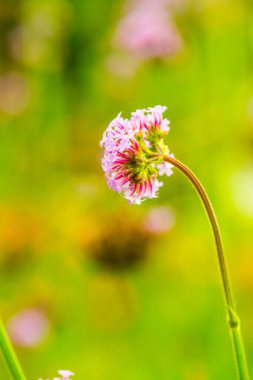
0;317;27;380
163;155;250;380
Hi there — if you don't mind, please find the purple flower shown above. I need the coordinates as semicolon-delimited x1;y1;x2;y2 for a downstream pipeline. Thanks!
100;106;174;204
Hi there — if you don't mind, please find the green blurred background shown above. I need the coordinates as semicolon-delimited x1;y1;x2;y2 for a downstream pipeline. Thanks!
0;0;253;379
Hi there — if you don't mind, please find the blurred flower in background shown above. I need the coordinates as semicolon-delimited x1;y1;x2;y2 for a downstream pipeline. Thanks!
39;369;74;380
56;370;74;380
0;72;30;115
106;0;184;76
7;308;50;348
113;8;182;61
85;211;154;271
143;205;176;234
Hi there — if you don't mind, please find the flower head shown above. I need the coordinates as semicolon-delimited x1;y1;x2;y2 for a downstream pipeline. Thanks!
38;369;74;380
100;106;174;204
57;370;74;380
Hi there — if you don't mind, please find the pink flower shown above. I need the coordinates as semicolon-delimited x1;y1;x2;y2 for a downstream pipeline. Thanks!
157;158;174;176
7;308;50;348
100;106;174;204
131;106;170;132
57;370;74;380
143;206;176;234
113;5;183;61
39;369;74;380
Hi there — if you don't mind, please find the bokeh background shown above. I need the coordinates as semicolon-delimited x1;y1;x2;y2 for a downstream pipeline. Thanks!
0;0;253;379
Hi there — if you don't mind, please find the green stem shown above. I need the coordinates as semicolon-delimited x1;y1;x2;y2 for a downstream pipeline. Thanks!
0;317;27;380
163;155;250;380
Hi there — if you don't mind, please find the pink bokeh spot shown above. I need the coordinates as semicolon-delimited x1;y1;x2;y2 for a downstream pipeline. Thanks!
7;308;50;348
38;369;74;380
112;0;183;63
143;206;176;234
